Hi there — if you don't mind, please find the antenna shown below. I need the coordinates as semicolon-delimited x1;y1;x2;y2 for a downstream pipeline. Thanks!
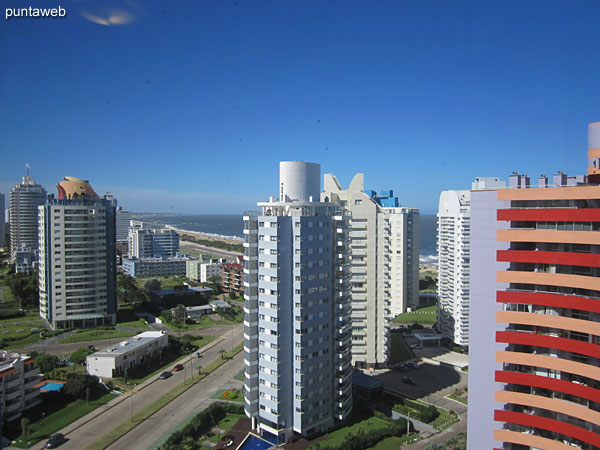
25;163;30;177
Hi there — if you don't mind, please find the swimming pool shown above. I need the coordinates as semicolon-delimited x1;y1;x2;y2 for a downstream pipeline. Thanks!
236;433;274;450
38;381;65;392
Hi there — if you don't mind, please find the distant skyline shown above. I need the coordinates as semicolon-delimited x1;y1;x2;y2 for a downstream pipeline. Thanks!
2;1;600;214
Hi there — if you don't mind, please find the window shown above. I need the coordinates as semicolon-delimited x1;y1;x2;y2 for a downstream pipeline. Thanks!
270;249;277;255
355;199;362;205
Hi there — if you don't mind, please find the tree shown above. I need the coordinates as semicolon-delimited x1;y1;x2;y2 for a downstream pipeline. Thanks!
219;348;226;360
117;274;141;305
180;334;194;351
70;347;94;365
7;271;38;307
198;366;202;376
173;305;186;326
21;417;29;441
208;275;221;294
64;373;102;400
143;278;161;292
34;353;59;373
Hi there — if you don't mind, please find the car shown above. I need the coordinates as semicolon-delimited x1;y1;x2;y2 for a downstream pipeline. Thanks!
45;433;66;448
173;364;184;372
159;371;172;379
403;376;416;385
407;362;419;369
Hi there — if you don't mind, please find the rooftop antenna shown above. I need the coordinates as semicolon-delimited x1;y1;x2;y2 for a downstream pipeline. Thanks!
25;163;30;177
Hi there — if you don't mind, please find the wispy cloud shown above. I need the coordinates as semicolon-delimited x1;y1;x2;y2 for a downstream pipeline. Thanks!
81;9;135;26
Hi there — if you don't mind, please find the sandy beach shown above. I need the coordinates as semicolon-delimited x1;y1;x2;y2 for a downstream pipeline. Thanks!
178;230;241;245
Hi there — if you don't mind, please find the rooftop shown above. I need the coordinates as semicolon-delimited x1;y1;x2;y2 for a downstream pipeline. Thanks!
92;331;166;357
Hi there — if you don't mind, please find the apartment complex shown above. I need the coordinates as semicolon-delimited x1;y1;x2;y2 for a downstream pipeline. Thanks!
122;256;188;278
0;352;42;423
438;177;504;349
186;259;222;282
86;331;168;378
9;169;46;272
116;207;131;242
468;123;600;450
221;260;243;296
243;161;352;443
128;227;179;258
38;177;117;330
0;193;5;249
323;174;419;367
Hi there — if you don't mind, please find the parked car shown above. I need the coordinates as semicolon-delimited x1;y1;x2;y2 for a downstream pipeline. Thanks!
407;362;419;369
159;371;172;379
403;376;416;385
45;433;66;448
173;364;184;372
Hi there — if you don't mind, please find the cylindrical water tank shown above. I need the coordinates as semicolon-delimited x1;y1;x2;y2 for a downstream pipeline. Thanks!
588;122;600;184
589;122;600;150
279;161;320;202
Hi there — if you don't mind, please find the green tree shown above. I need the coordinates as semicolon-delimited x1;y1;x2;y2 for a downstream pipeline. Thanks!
173;305;186;326
143;278;161;292
70;347;94;365
7;271;38;307
117;274;141;305
34;353;59;372
20;417;29;441
219;348;226;360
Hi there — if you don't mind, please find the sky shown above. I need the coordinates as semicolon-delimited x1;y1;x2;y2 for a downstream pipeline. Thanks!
2;0;600;214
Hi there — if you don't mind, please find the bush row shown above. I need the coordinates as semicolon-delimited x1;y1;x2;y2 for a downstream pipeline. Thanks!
160;402;245;449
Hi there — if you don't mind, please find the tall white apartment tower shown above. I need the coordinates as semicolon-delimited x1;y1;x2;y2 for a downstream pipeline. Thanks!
437;177;504;349
243;162;352;443
9;168;47;264
323;174;419;367
0;193;5;249
116;207;131;242
39;177;117;330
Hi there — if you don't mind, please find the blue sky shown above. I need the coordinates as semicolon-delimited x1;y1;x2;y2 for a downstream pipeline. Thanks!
1;0;599;214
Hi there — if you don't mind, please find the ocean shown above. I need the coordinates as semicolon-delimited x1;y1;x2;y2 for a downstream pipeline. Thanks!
135;213;438;262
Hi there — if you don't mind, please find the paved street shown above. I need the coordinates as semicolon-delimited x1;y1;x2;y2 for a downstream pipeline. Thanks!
42;324;243;450
109;353;244;450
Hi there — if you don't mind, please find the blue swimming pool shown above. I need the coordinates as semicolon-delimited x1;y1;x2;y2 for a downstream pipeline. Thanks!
237;434;273;450
39;381;65;392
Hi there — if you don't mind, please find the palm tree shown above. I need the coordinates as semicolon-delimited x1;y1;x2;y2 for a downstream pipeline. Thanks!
219;348;227;360
21;417;29;442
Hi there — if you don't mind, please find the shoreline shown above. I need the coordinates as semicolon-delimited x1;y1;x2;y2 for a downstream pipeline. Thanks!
175;228;242;245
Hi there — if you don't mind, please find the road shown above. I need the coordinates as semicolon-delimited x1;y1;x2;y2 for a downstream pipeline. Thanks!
179;241;242;259
50;324;243;450
109;353;244;450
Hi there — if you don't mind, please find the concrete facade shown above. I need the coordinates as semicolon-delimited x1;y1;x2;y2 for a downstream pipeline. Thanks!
243;161;352;443
38;177;117;330
0;193;5;249
186;260;222;283
122;256;189;278
86;331;168;378
116;207;131;242
128;227;179;259
0;352;42;424
9;171;46;271
323;174;419;367
467;188;509;450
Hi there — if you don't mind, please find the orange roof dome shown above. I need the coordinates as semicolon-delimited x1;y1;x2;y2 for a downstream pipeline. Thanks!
56;176;99;200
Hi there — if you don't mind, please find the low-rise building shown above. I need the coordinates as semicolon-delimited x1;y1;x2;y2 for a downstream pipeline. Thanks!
0;352;42;423
122;256;191;278
186;260;222;282
183;300;232;321
86;331;168;379
153;285;212;301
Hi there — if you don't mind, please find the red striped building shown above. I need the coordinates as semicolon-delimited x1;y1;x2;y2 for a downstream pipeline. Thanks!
490;122;600;449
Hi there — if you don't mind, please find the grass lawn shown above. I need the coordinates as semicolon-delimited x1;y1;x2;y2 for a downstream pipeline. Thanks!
116;318;152;329
429;407;459;430
0;310;46;349
368;433;420;450
389;333;414;364
447;386;468;405
235;370;244;382
198;413;246;443
218;389;243;402
58;329;136;344
12;392;116;449
393;305;437;325
169;315;240;330
134;276;199;290
321;417;390;447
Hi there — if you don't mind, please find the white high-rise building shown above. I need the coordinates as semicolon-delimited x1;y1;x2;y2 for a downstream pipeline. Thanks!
323;174;419;367
0;193;5;249
437;177;504;349
116;207;131;242
243;162;352;443
39;177;117;330
9;168;46;269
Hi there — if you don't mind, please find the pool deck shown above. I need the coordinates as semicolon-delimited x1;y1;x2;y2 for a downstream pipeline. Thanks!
224;418;323;450
35;379;66;391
